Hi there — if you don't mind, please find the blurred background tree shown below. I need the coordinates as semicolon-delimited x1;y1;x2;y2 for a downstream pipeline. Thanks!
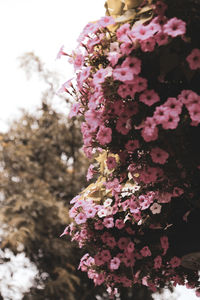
0;54;153;300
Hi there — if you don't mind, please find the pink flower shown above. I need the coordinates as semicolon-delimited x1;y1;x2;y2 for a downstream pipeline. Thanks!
101;250;111;262
186;91;200;106
103;217;114;228
87;36;101;52
158;192;172;203
186;48;200;70
146;21;161;35
129;197;138;213
154;256;162;269
164;97;183;114
188;103;200;123
196;289;200;297
120;42;135;55
138;195;151;210
141;117;158;142
73;53;84;70
106;178;121;194
153;106;169;124
150;202;162;214
110;42;120;53
75;212;87;224
116;119;131;135
139;89;160;106
115;219;125;229
173;187;184;197
98;16;115;27
113;100;124;116
155;31;169;46
118;84;130;98
127;242;135;253
134;76;148;93
110;257;121;270
94;253;105;266
140;246;151;257
160;236;169;255
84;206;96;218
106;156;117;170
94;220;104;230
140;166;160;184
96;125;112;145
116;23;131;42
178;90;199;106
140;37;156;52
121;57;141;75
85;109;101;129
101;232;111;243
108;52;121;66
125;139;139;152
163;17;186;37
153;14;168;24
58;78;73;94
126;102;139;116
118;237;129;250
123;254;135;267
69;103;80;119
154;1;168;15
93;68;110;85
60;225;69;237
170;256;181;268
86;164;95;181
113;67;134;82
78;22;99;42
94;273;105;286
132;24;153;41
78;66;91;87
107;236;117;248
56;45;68;59
162;111;180;129
150;147;169;164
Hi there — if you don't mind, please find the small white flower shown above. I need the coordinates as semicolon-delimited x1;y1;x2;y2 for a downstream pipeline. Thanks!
105;206;113;216
121;191;132;197
104;198;113;207
128;172;133;180
110;42;120;53
97;208;107;218
150;202;162;214
133;185;140;191
124;214;130;223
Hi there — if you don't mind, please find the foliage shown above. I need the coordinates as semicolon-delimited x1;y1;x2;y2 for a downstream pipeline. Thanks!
0;102;89;299
59;0;200;298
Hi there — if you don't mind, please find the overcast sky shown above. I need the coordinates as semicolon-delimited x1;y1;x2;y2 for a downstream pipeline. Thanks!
0;0;199;299
0;0;105;131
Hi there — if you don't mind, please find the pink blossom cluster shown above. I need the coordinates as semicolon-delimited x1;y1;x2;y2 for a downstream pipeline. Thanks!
59;0;200;296
67;188;185;292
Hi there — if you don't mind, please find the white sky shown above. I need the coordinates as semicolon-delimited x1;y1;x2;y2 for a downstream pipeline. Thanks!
0;0;105;131
0;0;199;299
